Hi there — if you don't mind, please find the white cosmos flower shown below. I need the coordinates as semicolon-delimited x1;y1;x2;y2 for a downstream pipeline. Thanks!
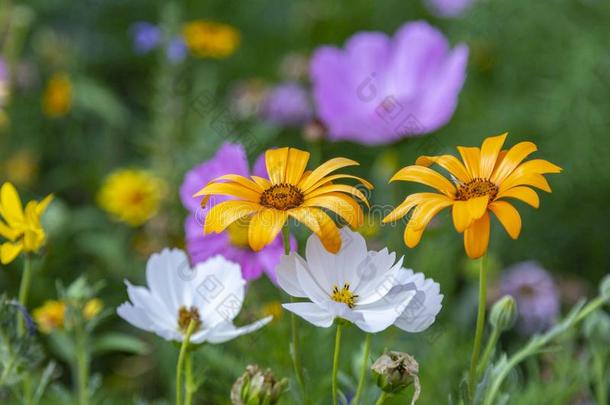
276;228;443;333
117;249;271;344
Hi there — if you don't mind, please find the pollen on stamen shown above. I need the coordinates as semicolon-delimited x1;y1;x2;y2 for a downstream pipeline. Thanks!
331;282;359;309
259;183;304;210
177;306;202;333
455;178;499;201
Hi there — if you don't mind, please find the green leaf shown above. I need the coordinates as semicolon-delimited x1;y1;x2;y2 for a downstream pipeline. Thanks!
91;333;149;355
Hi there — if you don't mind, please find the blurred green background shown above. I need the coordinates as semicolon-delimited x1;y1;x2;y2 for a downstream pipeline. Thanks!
1;0;609;403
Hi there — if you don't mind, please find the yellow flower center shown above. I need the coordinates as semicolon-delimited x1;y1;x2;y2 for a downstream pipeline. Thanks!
259;184;304;210
456;178;499;201
331;283;358;309
177;306;202;333
227;219;250;248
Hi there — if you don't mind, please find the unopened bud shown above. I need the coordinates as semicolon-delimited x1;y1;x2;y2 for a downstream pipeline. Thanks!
230;364;288;405
489;295;517;332
371;351;421;404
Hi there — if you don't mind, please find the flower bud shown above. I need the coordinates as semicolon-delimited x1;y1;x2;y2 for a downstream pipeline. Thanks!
371;351;421;403
489;295;518;332
600;274;610;301
230;364;288;405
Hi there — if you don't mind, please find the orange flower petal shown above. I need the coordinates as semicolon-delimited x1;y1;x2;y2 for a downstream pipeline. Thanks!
307;174;374;191
298;157;359;192
452;196;487;233
383;192;444;223
203;200;262;234
193;181;261;203
464;212;490;259
302;192;364;229
304;184;370;208
496;186;539;208
415;155;471;183
265;147;290;185
457;147;481;179
284;148;311;185
489;201;522;239
288;207;341;253
390;166;456;197
479;133;507;179
491;141;537;183
248;209;288;251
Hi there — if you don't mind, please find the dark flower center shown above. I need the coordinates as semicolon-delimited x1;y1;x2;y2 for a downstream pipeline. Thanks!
259;184;304;210
456;178;499;201
177;306;202;333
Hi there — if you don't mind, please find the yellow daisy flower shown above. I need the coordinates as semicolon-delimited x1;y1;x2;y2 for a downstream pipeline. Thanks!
97;169;165;227
42;73;72;118
195;147;372;253
383;133;561;259
0;182;53;264
182;20;240;59
33;300;65;333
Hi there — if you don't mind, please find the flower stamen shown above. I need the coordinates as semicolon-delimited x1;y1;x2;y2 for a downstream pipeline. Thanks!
455;178;499;201
259;184;304;210
177;306;202;333
331;282;358;309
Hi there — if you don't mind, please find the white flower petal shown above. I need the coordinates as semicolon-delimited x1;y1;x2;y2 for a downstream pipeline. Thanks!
352;289;417;333
189;255;246;327
276;252;307;297
354;256;404;305
393;268;444;333
125;281;176;330
295;258;332;306
303;228;368;290
282;302;335;328
205;317;273;344
145;248;190;314
117;303;180;341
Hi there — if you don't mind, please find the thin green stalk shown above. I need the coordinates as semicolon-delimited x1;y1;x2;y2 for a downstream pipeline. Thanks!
353;333;372;405
332;324;343;405
75;325;89;405
477;327;500;378
283;225;308;404
18;255;33;405
468;253;488;399
185;352;195;405
593;350;608;405
17;254;32;335
374;392;389;405
176;320;196;405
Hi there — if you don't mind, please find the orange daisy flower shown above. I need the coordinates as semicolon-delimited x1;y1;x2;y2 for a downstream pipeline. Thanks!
383;133;561;259
195;147;372;253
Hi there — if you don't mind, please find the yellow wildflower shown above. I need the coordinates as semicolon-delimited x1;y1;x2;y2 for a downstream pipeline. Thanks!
33;300;65;333
42;73;72;118
0;182;53;264
182;20;240;59
83;298;103;320
3;150;38;186
97;169;165;227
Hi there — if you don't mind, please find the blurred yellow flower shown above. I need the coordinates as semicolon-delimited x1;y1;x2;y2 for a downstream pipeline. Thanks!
33;298;104;333
260;301;283;321
83;298;104;319
182;20;240;58
33;300;65;333
97;169;165;227
3;150;38;186
0;182;53;264
42;73;72;118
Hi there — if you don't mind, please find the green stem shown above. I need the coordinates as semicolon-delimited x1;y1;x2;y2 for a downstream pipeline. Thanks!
75;325;89;405
176;320;196;405
468;253;488;399
332;324;343;405
477;327;500;378
17;254;32;335
283;225;308;404
374;392;389;405
184;351;195;405
353;333;372;405
593;350;608;405
18;255;33;405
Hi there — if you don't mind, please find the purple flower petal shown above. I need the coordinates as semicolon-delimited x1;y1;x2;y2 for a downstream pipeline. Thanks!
310;21;468;145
